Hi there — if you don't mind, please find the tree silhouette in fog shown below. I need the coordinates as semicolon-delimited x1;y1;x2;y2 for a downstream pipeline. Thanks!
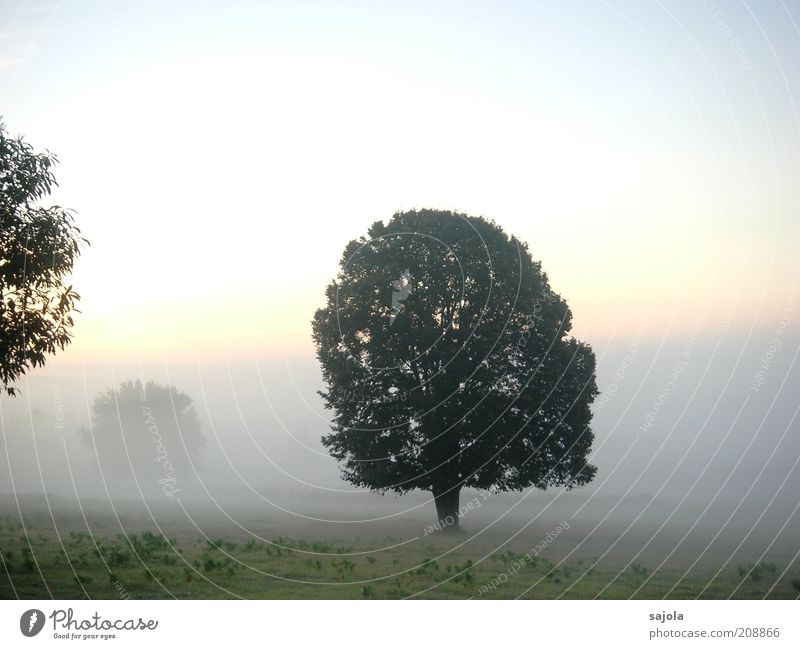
0;120;87;395
313;209;598;530
78;380;205;498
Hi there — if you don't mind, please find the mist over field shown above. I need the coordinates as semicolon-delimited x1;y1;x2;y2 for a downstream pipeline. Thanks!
3;327;799;574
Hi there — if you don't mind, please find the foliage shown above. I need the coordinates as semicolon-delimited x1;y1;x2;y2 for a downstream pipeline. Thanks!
0;120;87;395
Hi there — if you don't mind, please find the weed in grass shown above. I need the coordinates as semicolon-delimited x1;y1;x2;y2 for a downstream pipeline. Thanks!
630;564;647;582
21;547;36;572
389;578;410;598
414;558;439;576
544;567;559;581
736;561;777;582
332;559;356;577
450;560;475;586
96;543;132;568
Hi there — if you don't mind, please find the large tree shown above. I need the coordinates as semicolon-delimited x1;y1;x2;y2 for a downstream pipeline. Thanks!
0;120;86;395
312;209;598;530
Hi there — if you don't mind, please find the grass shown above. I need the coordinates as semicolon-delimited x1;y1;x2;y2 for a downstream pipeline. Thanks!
1;515;798;599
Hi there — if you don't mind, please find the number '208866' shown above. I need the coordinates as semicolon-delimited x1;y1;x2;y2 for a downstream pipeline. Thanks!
736;627;780;638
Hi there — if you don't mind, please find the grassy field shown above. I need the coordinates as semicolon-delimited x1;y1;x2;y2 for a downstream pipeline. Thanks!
2;513;799;599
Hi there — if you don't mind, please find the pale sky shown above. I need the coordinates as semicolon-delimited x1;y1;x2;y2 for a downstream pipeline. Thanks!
2;0;799;364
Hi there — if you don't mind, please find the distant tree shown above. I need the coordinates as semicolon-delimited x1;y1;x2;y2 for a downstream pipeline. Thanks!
0;120;87;395
78;380;205;498
313;209;598;530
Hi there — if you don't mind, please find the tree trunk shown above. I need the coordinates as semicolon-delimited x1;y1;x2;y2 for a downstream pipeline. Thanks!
432;487;461;532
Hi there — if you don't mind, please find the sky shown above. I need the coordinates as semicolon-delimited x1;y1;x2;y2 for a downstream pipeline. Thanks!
0;0;798;365
1;1;800;514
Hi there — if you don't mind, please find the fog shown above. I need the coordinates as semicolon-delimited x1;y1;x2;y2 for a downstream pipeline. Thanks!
2;324;798;567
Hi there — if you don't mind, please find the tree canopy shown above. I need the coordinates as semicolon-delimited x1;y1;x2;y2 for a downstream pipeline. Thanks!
312;209;598;529
0;120;86;395
78;380;206;498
